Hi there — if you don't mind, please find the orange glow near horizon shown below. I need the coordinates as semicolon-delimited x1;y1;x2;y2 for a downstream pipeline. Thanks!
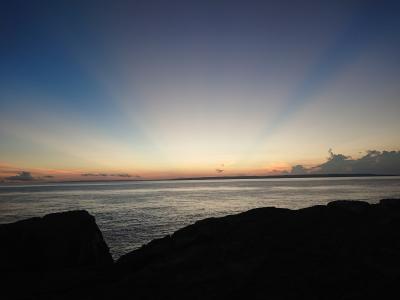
2;147;399;182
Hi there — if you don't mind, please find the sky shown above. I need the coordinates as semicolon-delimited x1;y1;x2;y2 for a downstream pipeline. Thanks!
0;0;400;181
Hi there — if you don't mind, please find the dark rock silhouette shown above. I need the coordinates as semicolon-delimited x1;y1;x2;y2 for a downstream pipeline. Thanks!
110;199;400;299
3;199;400;299
1;210;113;299
0;210;113;270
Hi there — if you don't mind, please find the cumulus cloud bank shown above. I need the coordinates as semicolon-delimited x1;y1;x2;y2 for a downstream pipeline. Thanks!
290;165;309;175
291;150;400;175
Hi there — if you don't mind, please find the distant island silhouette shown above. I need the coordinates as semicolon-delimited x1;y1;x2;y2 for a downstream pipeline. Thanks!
169;173;397;181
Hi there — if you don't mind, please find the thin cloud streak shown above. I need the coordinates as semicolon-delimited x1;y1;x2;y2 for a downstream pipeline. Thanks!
5;171;35;181
81;173;140;178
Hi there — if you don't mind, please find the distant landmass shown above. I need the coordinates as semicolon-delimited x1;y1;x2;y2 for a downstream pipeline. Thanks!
1;173;398;185
170;173;397;181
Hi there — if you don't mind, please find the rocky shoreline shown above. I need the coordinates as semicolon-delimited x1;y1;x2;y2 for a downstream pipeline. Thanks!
2;199;400;299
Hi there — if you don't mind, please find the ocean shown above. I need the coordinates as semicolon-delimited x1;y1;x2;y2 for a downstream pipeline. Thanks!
1;176;400;258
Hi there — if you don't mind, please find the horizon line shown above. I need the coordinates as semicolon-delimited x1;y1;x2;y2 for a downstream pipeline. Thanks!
1;173;399;185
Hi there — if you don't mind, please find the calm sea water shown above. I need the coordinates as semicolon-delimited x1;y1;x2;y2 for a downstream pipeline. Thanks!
1;177;400;258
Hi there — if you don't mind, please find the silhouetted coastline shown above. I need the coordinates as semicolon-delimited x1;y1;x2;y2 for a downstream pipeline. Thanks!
169;173;397;181
2;199;400;299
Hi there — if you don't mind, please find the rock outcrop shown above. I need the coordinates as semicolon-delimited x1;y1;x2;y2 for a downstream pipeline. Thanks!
111;199;400;300
0;210;113;271
1;210;113;299
3;199;400;300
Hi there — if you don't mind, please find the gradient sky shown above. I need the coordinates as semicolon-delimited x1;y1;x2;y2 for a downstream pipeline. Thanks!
1;0;399;180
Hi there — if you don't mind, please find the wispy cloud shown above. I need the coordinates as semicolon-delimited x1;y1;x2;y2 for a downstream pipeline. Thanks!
116;173;138;178
81;173;140;178
81;173;108;177
5;171;35;181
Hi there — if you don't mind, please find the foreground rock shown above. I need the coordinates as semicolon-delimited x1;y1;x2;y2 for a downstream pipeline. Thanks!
111;199;400;300
3;199;400;299
0;210;113;270
1;210;113;299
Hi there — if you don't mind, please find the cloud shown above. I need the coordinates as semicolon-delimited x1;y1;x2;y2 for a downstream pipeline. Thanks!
115;173;137;178
5;171;35;181
81;173;108;177
291;150;400;175
290;165;308;175
36;175;54;180
215;163;226;174
80;173;140;178
312;149;352;174
351;150;400;175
